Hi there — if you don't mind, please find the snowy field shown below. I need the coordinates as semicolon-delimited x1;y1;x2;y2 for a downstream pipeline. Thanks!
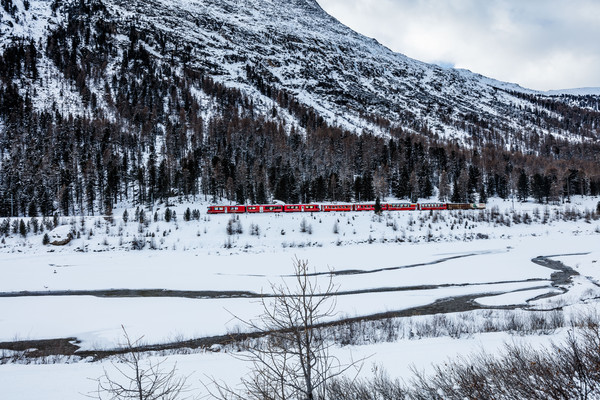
0;196;599;398
0;332;569;399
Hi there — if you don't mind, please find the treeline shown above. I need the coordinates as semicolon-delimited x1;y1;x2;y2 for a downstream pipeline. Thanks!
0;0;599;217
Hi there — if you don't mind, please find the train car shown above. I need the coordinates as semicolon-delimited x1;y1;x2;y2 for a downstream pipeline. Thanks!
245;205;284;213
418;203;447;211
262;205;283;213
283;204;321;212
447;203;487;210
322;204;353;212
354;204;376;211
302;204;321;212
207;205;246;214
385;203;418;211
447;203;472;210
226;205;246;213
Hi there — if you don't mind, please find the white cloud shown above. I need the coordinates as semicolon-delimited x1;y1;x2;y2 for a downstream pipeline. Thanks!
316;0;600;90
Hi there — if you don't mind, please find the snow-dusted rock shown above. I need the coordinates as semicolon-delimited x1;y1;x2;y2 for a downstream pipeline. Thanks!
48;225;73;246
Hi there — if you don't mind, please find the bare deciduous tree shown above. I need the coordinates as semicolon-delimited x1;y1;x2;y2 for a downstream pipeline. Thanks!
209;258;360;400
93;326;191;400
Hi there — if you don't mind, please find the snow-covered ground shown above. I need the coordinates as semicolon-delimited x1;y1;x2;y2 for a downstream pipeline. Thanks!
0;196;599;399
0;331;569;400
2;196;598;255
2;234;595;348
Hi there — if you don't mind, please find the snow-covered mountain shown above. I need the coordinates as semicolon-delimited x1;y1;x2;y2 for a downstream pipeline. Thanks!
545;87;600;96
1;0;599;217
1;0;598;147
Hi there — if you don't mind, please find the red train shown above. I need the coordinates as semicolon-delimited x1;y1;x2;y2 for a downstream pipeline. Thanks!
207;203;485;214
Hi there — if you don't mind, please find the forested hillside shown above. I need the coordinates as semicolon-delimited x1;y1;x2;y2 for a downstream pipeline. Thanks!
1;0;599;217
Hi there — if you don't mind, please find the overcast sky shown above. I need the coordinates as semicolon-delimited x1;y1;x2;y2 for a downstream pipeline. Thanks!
316;0;600;91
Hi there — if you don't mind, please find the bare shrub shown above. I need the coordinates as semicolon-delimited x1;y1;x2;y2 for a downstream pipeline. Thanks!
327;367;408;399
131;236;145;250
408;316;600;399
327;318;600;399
226;216;243;235
249;223;260;236
300;218;308;233
208;258;361;400
93;327;191;400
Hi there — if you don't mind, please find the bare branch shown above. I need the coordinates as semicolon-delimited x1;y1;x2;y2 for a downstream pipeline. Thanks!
207;257;363;400
92;326;193;400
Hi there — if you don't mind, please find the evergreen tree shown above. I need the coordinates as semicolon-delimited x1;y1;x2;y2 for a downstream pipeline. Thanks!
531;173;545;203
451;181;462;203
19;219;27;237
256;182;267;204
418;163;434;199
157;159;170;201
27;200;38;217
497;174;509;199
138;209;146;224
147;146;157;205
479;183;488;204
467;165;480;202
353;176;362;202
517;169;529;202
0;219;9;236
374;196;382;214
361;173;375;201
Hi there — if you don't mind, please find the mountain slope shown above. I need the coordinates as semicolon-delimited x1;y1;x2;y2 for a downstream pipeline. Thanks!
2;0;598;146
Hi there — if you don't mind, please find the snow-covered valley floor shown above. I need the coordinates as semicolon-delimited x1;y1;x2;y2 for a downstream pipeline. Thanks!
1;197;599;399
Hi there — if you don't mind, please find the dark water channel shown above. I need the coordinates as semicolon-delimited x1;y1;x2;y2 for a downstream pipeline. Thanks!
0;252;588;359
